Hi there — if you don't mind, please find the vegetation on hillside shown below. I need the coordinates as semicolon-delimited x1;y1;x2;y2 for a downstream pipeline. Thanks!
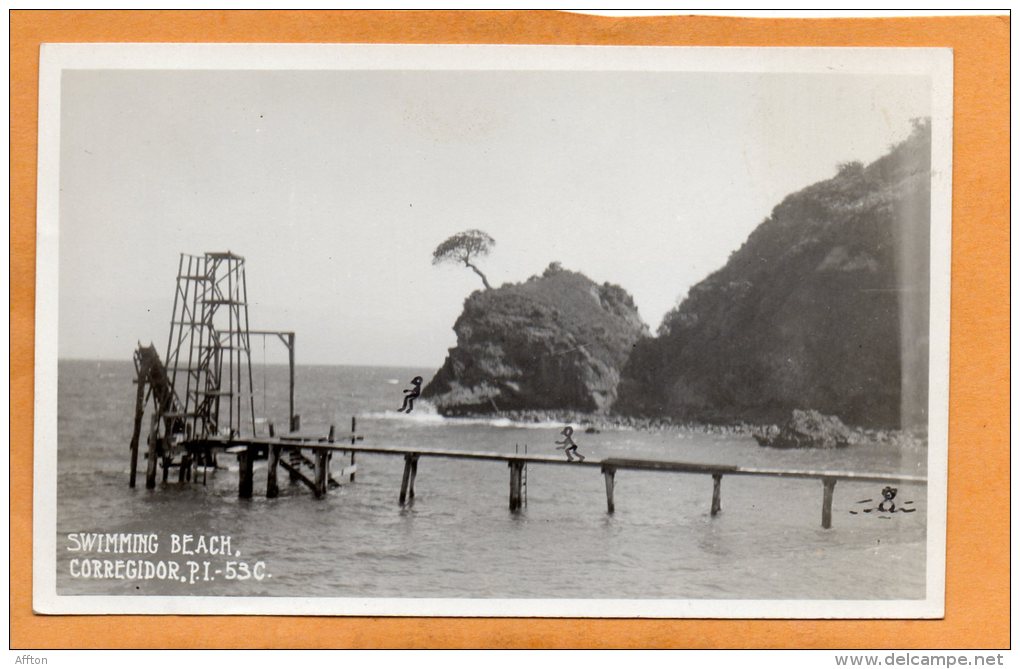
616;120;932;429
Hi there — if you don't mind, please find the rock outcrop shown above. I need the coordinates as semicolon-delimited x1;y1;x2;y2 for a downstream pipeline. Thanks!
753;410;856;449
423;264;648;415
615;120;932;429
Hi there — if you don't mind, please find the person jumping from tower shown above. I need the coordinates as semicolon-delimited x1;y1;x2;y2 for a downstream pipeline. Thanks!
398;376;423;413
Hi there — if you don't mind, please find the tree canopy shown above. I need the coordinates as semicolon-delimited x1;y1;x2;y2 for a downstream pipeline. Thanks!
432;229;495;289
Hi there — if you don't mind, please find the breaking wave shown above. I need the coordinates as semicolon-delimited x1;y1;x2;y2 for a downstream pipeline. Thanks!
363;404;565;430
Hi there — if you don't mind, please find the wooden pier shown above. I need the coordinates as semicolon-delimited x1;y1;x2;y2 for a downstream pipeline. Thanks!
129;253;926;531
161;432;927;529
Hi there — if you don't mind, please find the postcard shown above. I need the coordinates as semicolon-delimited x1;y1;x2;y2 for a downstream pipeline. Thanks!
33;43;952;617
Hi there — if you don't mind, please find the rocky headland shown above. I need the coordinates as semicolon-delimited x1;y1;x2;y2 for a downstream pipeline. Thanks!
422;263;648;415
423;122;932;447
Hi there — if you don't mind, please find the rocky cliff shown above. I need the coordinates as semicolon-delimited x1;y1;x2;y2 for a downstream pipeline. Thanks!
616;121;932;429
423;264;648;414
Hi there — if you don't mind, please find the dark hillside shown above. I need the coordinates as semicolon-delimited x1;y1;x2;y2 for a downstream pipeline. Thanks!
616;121;932;429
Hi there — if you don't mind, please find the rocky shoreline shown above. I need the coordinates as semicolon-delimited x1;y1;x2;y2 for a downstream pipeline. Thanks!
438;407;927;449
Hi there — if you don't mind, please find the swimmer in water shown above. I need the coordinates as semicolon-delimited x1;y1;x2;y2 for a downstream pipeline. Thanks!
554;425;584;462
398;376;423;413
877;486;897;513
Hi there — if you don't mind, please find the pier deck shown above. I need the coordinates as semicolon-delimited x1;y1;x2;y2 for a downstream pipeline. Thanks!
176;434;926;529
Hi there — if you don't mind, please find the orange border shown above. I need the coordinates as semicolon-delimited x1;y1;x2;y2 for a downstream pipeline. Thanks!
10;11;1010;649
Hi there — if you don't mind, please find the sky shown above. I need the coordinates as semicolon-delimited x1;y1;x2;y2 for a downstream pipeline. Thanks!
57;67;931;367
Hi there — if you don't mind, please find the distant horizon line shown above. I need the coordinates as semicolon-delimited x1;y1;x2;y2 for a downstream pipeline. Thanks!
57;356;438;370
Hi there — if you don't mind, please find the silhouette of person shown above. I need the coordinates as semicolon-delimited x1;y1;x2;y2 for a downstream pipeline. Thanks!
398;376;423;414
555;425;584;462
877;486;897;512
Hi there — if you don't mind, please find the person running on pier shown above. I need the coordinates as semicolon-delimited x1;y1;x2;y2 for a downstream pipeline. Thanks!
555;425;585;462
398;376;423;413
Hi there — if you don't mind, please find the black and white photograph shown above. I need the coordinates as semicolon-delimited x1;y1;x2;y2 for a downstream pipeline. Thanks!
33;44;952;617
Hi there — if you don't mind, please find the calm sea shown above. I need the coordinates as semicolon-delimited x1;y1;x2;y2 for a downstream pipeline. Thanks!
56;359;928;600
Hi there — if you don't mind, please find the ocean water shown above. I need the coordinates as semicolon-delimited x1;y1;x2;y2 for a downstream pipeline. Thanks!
56;359;928;600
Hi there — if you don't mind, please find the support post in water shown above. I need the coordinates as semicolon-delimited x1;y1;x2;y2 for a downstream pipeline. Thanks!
313;449;330;499
266;444;281;499
178;454;190;483
288;332;296;430
602;465;616;514
399;454;414;505
145;432;158;490
508;461;524;512
408;455;419;502
128;376;146;488
287;448;299;482
349;416;358;482
711;473;723;516
238;446;254;499
821;477;837;529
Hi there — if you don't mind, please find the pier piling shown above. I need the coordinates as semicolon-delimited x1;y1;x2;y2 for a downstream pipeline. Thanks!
711;474;723;516
408;455;419;502
602;466;616;514
821;477;837;529
287;448;300;482
349;417;358;482
238;446;254;499
266;444;281;498
313;449;330;498
144;438;157;490
128;376;145;488
509;461;524;511
399;454;415;505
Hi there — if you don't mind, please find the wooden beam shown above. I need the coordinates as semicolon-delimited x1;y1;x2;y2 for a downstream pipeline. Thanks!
288;333;295;431
711;474;723;516
509;461;523;512
238;446;254;499
144;434;158;489
399;454;413;505
408;455;419;502
266;444;281;498
313;449;330;499
128;374;146;488
349;416;358;482
822;477;837;529
602;466;616;514
279;458;315;492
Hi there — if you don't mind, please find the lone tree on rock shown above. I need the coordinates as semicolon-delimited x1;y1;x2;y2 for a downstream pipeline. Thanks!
432;229;495;289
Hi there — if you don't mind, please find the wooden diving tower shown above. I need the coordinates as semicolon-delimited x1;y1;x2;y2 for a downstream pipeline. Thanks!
128;252;297;489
